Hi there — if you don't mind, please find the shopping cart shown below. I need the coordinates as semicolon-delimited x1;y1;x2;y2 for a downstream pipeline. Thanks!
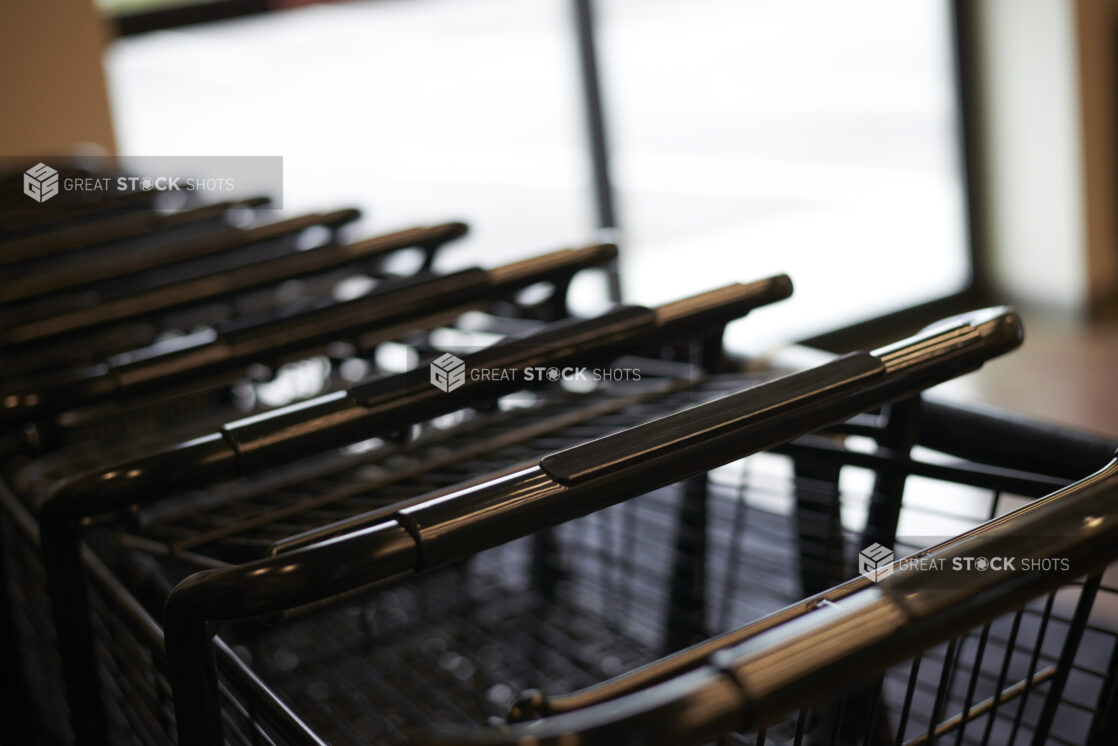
0;240;618;443
0;195;270;270
1;217;467;361
0;202;364;382
0;201;625;743
0;198;321;315
31;279;790;745
0;217;501;488
439;453;1118;746
10;183;1114;746
141;307;1111;746
0;167;161;242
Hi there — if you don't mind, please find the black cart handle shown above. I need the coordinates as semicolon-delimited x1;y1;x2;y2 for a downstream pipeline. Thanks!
0;195;271;269
161;308;1021;746
37;276;789;520
2;221;467;348
0;204;357;308
2;243;616;424
0;188;159;249
0;222;469;420
283;307;1025;557
167;306;1022;618
433;456;1118;746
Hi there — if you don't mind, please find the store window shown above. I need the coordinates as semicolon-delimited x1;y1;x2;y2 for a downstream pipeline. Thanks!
105;0;971;352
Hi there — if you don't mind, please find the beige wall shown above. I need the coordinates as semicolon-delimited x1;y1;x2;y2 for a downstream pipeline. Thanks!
971;0;1118;316
1075;0;1118;310
0;0;117;156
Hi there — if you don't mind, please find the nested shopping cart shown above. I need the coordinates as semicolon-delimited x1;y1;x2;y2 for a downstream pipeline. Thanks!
0;238;618;450
0;197;640;743
34;301;1106;746
2;191;786;741
153;307;1117;746
29;278;789;746
1;193;367;745
0;164;163;241
437;452;1118;746
8;186;1116;746
0;199;363;379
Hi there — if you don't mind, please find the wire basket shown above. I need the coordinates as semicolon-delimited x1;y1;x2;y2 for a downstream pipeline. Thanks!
0;197;626;745
169;399;1115;745
119;306;1113;746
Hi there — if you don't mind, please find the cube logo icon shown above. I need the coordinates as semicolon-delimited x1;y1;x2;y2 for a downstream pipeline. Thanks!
24;162;60;203
430;353;466;393
858;543;894;582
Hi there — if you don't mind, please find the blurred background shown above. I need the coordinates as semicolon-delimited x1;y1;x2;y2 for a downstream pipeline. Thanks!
2;0;1116;434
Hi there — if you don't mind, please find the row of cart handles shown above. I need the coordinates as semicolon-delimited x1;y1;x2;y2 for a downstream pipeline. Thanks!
0;195;275;269
154;307;1027;620
9;201;1117;745
1;219;461;346
3;233;616;421
38;275;792;514
149;303;1118;746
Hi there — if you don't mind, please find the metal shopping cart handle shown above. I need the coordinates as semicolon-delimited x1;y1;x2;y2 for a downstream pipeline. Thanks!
0;204;352;331
0;203;357;308
1;243;618;424
35;276;790;516
1;221;468;349
0;195;272;270
35;278;789;746
0;186;160;245
536;306;1018;485
0;221;469;419
159;307;1023;746
278;306;1029;557
430;455;1118;746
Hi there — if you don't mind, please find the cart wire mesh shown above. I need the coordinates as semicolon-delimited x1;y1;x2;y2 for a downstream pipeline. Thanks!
5;190;1115;746
0;196;613;745
193;428;1114;745
86;361;1118;745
